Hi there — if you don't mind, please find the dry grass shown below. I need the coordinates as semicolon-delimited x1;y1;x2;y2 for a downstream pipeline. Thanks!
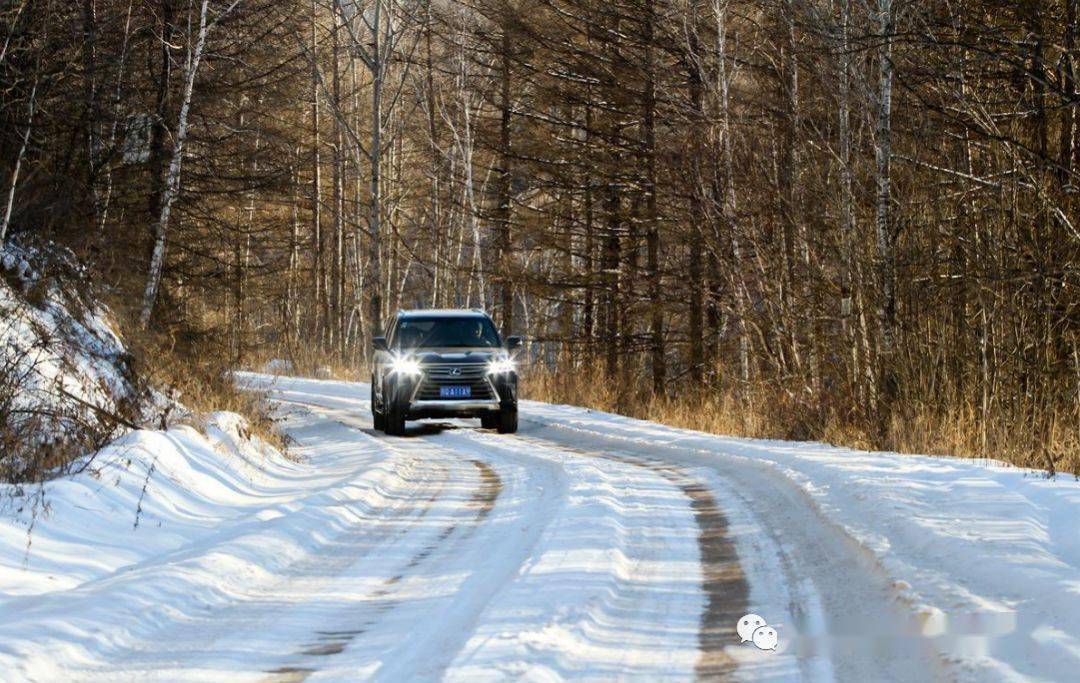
117;319;290;452
245;344;366;382
524;362;1079;477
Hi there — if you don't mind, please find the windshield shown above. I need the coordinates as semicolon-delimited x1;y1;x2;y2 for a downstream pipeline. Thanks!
394;317;501;349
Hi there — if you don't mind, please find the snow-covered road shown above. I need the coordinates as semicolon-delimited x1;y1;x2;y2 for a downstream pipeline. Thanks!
4;373;1078;681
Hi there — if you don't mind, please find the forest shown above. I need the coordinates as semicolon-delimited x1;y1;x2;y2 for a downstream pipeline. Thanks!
1;0;1077;471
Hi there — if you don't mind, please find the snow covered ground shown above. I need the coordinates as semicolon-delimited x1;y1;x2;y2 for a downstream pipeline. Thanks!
1;373;1077;681
1;241;151;478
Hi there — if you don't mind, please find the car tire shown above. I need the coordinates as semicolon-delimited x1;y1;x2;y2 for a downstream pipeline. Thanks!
385;400;406;436
480;414;498;430
496;408;518;434
372;376;386;431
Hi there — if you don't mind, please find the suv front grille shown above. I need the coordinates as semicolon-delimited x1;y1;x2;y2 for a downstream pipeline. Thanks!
424;364;488;381
415;364;496;400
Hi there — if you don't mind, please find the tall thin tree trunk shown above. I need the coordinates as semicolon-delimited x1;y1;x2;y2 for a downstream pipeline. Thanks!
81;0;100;224
0;77;36;243
779;0;801;375
838;0;862;401
644;0;664;395
424;4;443;308
874;0;897;429
603;183;620;379
331;0;343;355
146;0;175;224
367;0;383;338
310;0;324;344
1062;0;1077;184
687;60;705;385
140;0;236;326
582;99;595;354
716;0;749;387
287;157;300;346
494;17;514;333
94;0;135;238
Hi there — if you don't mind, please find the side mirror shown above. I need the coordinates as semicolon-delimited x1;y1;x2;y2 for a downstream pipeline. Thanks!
372;336;388;352
506;335;523;351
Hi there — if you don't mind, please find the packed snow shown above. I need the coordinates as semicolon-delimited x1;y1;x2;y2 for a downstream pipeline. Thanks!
0;373;1077;681
522;399;1080;682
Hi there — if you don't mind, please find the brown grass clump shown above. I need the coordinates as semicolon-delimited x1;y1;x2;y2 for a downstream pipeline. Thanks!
117;317;290;453
244;343;366;382
524;361;1079;477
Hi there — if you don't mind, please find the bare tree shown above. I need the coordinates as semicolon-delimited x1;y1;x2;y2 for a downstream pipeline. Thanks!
139;0;242;326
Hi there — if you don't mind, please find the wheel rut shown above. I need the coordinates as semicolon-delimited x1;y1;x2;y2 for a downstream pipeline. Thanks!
510;432;749;680
262;431;503;682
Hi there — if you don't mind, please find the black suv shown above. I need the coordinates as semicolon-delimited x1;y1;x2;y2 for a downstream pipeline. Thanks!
371;309;521;435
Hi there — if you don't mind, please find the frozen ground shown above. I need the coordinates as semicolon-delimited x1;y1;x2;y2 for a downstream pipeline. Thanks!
0;373;1077;681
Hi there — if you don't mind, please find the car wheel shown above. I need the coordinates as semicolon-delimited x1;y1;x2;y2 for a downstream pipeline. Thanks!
480;414;498;430
385;401;406;436
371;376;386;430
496;408;518;434
373;406;386;431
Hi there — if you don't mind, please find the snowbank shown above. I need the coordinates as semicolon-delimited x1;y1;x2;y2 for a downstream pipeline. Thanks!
0;412;287;597
0;410;316;679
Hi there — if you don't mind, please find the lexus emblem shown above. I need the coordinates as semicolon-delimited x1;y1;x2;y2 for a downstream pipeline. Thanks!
450;367;462;376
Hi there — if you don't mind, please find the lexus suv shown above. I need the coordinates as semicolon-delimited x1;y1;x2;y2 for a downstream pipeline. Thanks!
371;309;521;435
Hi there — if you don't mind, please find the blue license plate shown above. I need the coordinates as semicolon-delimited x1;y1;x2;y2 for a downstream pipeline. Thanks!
440;385;472;398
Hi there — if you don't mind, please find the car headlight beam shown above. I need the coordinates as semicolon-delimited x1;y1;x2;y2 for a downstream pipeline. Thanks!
390;355;422;376
487;358;515;375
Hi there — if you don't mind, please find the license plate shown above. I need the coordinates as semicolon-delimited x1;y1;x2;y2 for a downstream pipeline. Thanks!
439;385;471;398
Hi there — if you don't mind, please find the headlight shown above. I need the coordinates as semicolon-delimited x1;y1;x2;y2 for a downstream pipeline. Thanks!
487;358;515;375
390;355;422;376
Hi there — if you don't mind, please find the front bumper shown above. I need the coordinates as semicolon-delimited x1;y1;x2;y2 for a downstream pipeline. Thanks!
406;399;502;419
393;370;516;419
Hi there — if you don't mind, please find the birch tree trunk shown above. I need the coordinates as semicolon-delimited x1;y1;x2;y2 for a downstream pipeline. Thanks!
0;77;36;243
81;0;100;223
311;0;325;344
331;0;343;355
139;0;239;326
837;0;867;402
874;0;897;424
94;0;135;236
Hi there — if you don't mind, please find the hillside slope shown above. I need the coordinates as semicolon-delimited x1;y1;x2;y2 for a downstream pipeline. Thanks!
1;241;151;481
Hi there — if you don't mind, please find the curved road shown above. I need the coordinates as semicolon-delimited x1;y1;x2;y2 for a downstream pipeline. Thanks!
76;375;950;682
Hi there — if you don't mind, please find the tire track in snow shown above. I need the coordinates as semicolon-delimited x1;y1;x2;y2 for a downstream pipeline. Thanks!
74;407;459;681
254;415;503;681
520;412;954;682
263;457;502;682
381;458;501;584
354;430;562;682
509;433;748;680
